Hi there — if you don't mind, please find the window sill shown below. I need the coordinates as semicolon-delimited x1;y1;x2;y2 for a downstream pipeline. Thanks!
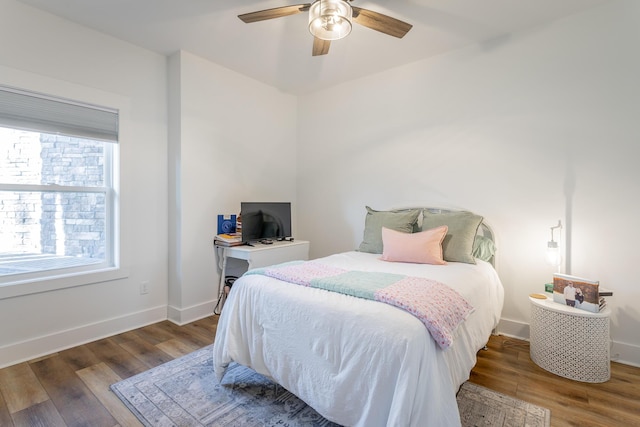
0;267;129;300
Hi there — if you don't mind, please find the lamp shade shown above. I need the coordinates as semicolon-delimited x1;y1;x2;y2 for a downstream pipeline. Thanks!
546;220;563;268
309;0;353;41
546;241;562;266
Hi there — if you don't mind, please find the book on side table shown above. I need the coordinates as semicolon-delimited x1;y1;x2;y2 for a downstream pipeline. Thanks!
214;233;243;247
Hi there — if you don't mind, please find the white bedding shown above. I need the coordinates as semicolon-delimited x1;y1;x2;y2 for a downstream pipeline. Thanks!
213;251;504;427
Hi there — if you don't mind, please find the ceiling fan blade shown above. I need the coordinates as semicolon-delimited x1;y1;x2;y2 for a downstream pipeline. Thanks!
312;37;331;56
351;7;412;38
238;4;311;23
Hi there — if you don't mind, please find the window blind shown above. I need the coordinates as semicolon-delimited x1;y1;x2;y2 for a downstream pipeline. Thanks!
0;86;118;142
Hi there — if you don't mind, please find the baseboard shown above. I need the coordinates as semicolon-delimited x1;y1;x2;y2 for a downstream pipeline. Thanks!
167;299;217;326
611;341;640;368
496;317;640;368
0;305;167;369
496;317;529;340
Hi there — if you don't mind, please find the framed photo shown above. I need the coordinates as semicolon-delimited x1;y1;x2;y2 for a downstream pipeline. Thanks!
552;273;602;313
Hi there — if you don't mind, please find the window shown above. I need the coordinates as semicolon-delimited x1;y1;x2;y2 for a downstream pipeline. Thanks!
0;86;119;285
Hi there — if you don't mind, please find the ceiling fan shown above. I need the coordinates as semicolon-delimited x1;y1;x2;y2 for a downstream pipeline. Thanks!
238;0;412;56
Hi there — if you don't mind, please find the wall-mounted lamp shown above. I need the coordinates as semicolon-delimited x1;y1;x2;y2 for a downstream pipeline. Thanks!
546;220;562;267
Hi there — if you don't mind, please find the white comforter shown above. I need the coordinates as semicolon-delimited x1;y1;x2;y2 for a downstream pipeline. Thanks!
213;251;504;427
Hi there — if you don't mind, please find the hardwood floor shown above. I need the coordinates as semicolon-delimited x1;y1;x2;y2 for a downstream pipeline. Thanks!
0;317;638;426
0;316;218;427
470;335;640;427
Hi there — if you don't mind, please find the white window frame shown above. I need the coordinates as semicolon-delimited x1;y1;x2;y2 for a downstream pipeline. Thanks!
0;83;127;299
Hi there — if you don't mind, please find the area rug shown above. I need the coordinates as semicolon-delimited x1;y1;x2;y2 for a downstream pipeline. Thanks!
111;345;550;427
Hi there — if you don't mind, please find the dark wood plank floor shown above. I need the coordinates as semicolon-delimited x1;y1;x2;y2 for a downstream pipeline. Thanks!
471;335;640;427
0;316;638;426
0;316;218;427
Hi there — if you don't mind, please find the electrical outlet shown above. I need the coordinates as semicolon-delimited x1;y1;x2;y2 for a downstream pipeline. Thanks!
140;281;149;295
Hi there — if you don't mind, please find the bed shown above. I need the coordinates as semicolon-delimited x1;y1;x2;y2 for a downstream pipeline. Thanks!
212;208;504;426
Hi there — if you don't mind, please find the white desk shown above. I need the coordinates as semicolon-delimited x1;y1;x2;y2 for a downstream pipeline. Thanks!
529;295;610;383
215;240;310;308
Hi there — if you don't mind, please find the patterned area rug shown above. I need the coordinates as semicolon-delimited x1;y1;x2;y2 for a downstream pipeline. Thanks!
111;345;550;427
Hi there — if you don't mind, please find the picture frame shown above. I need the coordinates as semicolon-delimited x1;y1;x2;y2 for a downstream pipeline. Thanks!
552;273;603;313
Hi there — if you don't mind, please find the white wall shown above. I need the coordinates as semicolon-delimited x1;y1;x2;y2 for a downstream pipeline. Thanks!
0;0;298;367
297;0;640;366
1;0;638;369
0;0;169;367
166;51;298;324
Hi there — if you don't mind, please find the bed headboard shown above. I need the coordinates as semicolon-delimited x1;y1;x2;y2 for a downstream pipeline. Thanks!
422;208;495;240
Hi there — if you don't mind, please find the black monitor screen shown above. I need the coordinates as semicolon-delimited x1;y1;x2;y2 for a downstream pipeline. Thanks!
240;202;292;243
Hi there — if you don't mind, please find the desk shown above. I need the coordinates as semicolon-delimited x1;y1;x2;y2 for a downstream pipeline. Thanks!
529;295;610;383
215;240;310;308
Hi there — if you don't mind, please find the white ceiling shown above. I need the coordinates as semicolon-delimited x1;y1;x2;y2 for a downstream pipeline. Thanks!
18;0;609;95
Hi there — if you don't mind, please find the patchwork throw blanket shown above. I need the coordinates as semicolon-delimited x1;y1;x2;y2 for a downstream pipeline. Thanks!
245;261;474;349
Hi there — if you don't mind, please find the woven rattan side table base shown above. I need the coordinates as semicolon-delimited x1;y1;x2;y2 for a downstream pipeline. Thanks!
529;296;610;383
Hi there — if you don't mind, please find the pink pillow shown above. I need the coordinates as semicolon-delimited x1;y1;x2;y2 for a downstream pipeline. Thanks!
380;226;448;265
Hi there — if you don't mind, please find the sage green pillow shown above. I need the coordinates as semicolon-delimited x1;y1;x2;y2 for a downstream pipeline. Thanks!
472;234;496;263
358;206;421;254
422;211;483;264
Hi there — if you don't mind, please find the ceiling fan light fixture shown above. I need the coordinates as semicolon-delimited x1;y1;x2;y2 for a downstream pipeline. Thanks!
308;0;352;41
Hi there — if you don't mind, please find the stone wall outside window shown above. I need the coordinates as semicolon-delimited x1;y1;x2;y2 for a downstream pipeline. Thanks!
0;131;105;259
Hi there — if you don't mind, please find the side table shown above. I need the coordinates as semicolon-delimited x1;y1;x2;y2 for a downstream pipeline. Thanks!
529;295;610;383
214;240;310;313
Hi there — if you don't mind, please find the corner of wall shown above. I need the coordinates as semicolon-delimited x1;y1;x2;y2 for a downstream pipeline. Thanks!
167;300;217;326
